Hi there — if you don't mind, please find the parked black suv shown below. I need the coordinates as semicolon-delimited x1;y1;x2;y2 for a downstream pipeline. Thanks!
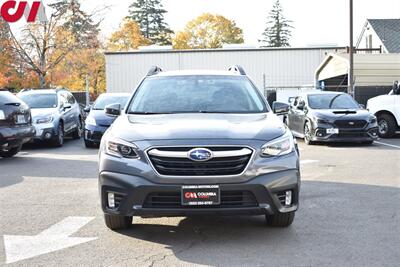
0;91;35;158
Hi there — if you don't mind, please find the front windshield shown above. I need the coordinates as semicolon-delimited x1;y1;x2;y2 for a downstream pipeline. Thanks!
19;94;58;109
128;75;267;114
93;95;129;110
308;94;360;110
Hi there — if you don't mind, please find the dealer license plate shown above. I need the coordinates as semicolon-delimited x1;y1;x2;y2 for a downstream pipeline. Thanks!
326;128;339;134
16;115;26;124
182;185;220;206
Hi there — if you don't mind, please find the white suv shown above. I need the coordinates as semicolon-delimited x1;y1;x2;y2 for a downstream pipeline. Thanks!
367;81;400;138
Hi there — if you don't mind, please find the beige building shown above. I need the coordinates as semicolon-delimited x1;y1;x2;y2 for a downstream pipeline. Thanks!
315;53;400;104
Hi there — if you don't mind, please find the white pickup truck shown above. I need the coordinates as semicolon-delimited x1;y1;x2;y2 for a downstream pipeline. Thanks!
367;82;400;138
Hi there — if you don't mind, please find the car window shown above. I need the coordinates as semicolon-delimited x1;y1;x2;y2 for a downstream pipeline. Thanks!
58;92;68;106
93;95;130;110
308;94;360;109
293;97;299;107
19;94;58;109
67;93;76;104
128;75;267;114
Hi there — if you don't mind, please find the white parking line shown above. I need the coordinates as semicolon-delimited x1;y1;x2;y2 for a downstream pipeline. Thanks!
375;141;400;149
300;160;320;165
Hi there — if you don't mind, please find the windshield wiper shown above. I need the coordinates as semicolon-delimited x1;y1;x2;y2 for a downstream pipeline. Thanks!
333;109;357;114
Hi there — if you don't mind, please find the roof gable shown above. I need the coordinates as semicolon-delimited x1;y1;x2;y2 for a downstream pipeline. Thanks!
368;19;400;53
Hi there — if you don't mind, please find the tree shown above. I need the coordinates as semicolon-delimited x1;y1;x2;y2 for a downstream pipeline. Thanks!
0;17;22;88
128;0;173;45
8;0;103;88
108;19;151;51
48;0;101;48
260;0;293;47
173;13;244;49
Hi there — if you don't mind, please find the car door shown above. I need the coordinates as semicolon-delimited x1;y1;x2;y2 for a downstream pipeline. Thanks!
59;92;74;132
287;97;299;132
293;96;307;134
395;92;400;126
66;92;80;130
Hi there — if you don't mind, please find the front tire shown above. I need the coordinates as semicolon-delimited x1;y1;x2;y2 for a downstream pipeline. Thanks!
0;145;21;158
266;211;295;227
304;122;315;145
72;118;83;140
104;214;132;230
377;114;397;138
84;139;96;148
52;123;64;147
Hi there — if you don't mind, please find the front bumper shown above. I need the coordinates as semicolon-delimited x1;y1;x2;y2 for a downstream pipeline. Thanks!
84;124;108;143
311;124;379;143
0;125;36;149
99;169;300;217
32;122;57;141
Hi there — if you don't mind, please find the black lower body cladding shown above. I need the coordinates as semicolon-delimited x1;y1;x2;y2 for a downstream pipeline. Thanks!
99;169;300;218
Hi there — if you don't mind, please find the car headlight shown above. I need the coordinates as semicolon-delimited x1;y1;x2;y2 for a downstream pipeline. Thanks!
316;118;330;124
85;116;96;126
0;110;5;120
36;116;54;124
105;137;139;159
369;115;377;124
261;130;295;157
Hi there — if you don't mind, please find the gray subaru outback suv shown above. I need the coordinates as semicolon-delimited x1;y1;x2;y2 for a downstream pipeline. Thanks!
99;66;300;230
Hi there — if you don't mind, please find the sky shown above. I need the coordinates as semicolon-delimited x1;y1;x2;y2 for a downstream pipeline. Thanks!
61;0;400;47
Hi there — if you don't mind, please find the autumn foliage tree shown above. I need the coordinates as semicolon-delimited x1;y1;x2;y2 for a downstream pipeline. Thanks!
108;19;150;51
0;17;20;88
173;13;244;49
8;0;104;90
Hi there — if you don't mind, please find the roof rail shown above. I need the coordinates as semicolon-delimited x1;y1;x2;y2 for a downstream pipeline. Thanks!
147;66;163;76
228;65;246;75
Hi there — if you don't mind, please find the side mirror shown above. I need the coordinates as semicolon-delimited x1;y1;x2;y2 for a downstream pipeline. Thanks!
297;101;305;110
359;104;366;109
83;106;91;113
272;102;290;115
105;103;121;116
63;103;72;110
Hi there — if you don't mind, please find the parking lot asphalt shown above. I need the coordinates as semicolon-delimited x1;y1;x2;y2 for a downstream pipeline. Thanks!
0;137;399;267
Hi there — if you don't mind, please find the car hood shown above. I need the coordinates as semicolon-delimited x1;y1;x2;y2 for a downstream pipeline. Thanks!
310;109;372;120
110;113;286;142
89;110;116;126
30;108;58;119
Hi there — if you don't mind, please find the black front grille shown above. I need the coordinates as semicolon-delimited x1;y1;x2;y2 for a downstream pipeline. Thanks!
336;132;368;138
148;147;252;176
334;120;367;129
143;191;258;209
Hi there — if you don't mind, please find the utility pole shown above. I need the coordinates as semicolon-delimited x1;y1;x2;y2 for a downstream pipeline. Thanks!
348;0;355;96
85;75;90;107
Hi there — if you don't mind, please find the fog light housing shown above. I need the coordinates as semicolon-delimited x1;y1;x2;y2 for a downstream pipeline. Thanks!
285;191;292;206
108;193;115;209
44;132;52;139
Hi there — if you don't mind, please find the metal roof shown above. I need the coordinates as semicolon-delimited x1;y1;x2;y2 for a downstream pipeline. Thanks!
368;19;400;53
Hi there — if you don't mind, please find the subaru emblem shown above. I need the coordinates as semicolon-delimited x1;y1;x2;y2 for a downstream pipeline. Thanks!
349;121;355;125
188;148;213;162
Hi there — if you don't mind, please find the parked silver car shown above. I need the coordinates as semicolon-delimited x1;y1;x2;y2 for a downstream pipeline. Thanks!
98;66;300;230
18;89;83;146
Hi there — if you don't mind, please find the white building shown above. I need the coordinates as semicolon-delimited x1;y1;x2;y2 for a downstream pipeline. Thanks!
105;47;345;94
